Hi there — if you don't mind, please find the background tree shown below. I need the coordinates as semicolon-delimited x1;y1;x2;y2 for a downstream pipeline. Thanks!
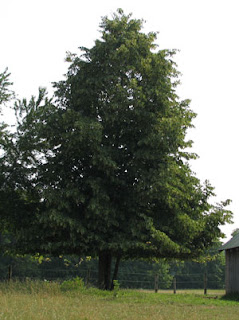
0;68;13;147
0;70;41;257
10;10;232;289
231;228;239;237
0;68;14;248
0;68;15;254
0;68;14;107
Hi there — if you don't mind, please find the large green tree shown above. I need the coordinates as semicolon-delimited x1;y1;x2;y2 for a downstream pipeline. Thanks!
0;70;41;255
11;10;232;289
0;69;17;250
0;68;14;230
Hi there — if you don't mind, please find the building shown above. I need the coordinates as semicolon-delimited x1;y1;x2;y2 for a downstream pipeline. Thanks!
219;233;239;294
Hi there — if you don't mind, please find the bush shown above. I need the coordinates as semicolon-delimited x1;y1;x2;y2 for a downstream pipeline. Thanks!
60;277;85;292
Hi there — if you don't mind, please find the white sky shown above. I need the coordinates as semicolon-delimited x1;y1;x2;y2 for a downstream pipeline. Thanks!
1;0;238;242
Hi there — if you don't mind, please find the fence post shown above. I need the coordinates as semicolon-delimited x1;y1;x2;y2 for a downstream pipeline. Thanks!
8;265;12;282
85;268;91;288
204;273;207;295
173;277;176;294
154;274;159;293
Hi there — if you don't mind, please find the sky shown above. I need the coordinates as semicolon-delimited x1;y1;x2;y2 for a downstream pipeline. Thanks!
1;0;238;242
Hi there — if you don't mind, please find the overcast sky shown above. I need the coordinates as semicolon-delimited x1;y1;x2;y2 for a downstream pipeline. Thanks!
1;0;238;242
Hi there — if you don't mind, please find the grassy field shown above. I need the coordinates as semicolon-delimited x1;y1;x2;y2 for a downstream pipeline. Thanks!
0;281;238;320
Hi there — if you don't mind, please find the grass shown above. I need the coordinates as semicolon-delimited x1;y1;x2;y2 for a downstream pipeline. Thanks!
0;280;238;319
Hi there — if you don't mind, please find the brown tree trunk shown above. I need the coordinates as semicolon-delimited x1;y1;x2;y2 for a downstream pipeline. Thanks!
111;255;121;290
98;251;112;290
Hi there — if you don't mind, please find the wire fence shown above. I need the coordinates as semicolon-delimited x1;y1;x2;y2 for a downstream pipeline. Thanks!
0;264;225;292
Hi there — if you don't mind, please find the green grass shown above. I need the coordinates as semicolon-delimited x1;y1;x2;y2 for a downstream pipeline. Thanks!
0;281;238;319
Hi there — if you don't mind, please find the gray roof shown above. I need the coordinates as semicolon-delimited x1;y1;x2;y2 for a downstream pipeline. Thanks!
219;232;239;251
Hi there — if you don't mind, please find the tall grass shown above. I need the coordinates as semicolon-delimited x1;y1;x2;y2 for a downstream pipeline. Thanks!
0;279;60;294
0;280;238;320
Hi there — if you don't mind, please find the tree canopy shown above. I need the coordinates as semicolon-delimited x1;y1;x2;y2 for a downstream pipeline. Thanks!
1;10;232;289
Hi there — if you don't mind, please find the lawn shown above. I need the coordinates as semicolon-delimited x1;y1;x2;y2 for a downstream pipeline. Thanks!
0;281;238;320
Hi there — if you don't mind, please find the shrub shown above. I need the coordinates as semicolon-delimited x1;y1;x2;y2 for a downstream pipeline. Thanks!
60;277;85;292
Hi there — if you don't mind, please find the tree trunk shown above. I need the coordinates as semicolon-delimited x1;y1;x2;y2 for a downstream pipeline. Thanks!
111;255;121;290
98;251;112;290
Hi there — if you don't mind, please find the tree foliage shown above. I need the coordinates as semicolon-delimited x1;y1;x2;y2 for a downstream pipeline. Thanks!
0;69;41;255
0;68;13;146
0;68;15;251
2;10;232;289
0;68;14;108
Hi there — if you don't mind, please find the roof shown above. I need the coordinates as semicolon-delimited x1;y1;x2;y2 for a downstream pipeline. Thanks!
219;232;239;251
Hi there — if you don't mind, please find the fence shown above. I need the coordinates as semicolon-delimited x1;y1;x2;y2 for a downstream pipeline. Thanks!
0;264;224;292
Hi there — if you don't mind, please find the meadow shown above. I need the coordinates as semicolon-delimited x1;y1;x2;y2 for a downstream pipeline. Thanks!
0;280;238;320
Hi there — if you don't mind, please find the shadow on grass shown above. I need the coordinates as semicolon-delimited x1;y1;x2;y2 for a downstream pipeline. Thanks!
221;293;239;302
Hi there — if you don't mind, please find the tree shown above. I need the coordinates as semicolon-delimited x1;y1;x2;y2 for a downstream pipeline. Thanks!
11;10;232;289
0;68;14;107
231;228;239;237
0;68;13;146
0;68;14;223
0;68;15;252
0;70;41;257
